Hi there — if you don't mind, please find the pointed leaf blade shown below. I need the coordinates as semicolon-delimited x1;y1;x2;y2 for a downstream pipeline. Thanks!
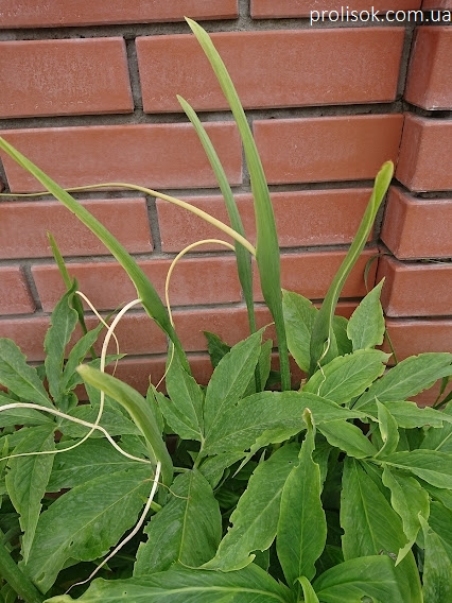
347;280;385;351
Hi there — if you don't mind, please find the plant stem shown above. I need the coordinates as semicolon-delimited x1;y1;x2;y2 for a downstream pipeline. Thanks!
0;541;44;603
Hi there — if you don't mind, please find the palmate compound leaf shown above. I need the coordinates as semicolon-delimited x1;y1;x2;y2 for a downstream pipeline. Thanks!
340;459;422;603
201;391;365;457
302;349;388;406
203;444;299;571
46;564;295;603
277;424;327;590
134;469;221;576
24;465;153;593
353;353;452;410
5;425;55;564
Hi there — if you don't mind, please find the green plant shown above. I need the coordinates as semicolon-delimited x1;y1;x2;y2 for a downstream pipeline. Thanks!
1;18;452;603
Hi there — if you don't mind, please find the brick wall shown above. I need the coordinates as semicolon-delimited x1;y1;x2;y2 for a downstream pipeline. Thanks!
0;1;451;401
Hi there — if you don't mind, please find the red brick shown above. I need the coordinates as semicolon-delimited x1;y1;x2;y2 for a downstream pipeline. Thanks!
0;39;132;119
396;115;452;192
0;1;238;28
32;257;242;312
384;318;452;361
378;256;452;317
253;115;403;185
0;316;49;361
158;189;374;252
0;124;242;193
137;29;404;113
405;27;452;110
422;0;452;9
251;0;421;18
0;198;152;260
0;266;35;315
381;188;452;260
254;248;378;301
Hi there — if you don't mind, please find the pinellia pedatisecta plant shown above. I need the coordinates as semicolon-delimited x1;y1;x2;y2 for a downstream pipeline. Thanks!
1;18;452;603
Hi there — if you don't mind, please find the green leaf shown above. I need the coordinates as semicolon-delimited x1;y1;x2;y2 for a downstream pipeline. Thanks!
277;426;327;587
46;564;295;603
298;577;320;603
319;421;377;459
347;280;385;351
374;401;445;429
313;555;402;603
57;406;140;438
354;353;452;410
44;289;78;405
310;161;394;375
186;18;291;391
179;96;256;335
282;290;317;373
204;444;299;571
340;459;422;603
202;391;364;456
24;465;152;593
77;365;173;486
203;331;231;368
61;322;104;391
0;340;53;409
381;466;430;564
303;350;388;405
203;331;262;438
420;514;452;603
134;469;221;575
198;451;246;488
375;400;399;457
0;396;53;428
382;450;452;489
5;426;55;564
161;350;204;442
46;439;141;492
421;404;452;451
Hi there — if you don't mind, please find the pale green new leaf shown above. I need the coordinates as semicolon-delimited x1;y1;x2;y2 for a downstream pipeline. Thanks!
313;555;402;603
420;514;452;603
204;444;299;571
5;425;55;564
44;289;78;404
77;365;173;486
46;565;295;603
382;466;430;564
303;349;388;405
354;353;452;410
282;290;317;373
0;339;53;409
298;577;320;603
186;19;291;391
134;470;221;575
341;459;422;603
178;96;256;335
204;331;262;437
25;465;152;592
309;161;394;375
347;280;385;351
161;350;204;441
382;450;452;489
0;137;185;362
277;427;327;587
319;420;377;459
375;400;399;457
